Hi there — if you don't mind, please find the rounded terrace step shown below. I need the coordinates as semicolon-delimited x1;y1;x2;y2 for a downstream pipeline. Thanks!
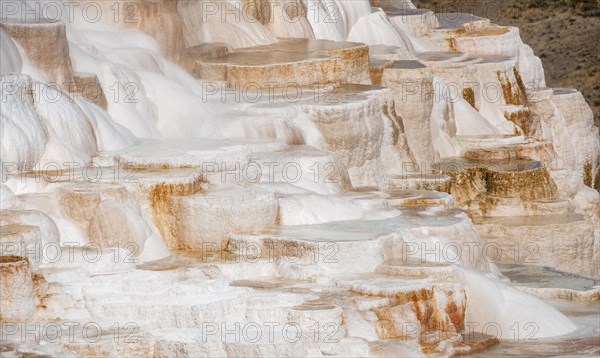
474;214;597;279
0;224;42;270
195;39;370;88
387;173;451;192
434;157;557;207
498;263;600;302
384;189;454;210
375;259;455;280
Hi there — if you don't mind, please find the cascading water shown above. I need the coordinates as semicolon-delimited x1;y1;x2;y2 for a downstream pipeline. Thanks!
305;0;416;52
179;0;278;48
348;8;415;50
1;0;598;356
457;267;577;339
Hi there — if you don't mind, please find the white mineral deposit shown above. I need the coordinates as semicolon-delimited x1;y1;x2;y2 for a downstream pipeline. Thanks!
0;0;598;357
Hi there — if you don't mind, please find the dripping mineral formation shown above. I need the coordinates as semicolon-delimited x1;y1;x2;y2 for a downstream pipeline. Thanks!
1;1;599;357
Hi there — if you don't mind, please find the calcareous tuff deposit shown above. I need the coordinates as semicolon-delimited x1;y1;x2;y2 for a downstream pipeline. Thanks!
1;1;599;357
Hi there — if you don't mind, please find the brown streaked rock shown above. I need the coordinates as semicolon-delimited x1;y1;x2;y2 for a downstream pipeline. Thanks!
0;256;35;322
1;19;75;90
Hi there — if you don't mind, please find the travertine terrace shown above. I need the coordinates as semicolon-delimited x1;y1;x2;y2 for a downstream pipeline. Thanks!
0;1;599;357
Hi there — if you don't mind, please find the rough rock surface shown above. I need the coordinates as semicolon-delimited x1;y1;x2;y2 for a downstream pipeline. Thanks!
0;0;598;357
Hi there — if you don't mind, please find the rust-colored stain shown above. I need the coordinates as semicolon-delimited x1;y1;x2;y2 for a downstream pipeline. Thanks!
486;168;557;201
148;178;203;249
448;27;509;51
0;256;33;322
371;286;466;341
583;161;592;188
497;68;527;105
447;38;458;52
370;66;385;85
370;60;393;86
117;161;192;171
439;163;557;211
381;98;418;169
32;272;50;310
438;167;486;209
594;165;600;192
464;141;555;165
467;27;510;37
462;87;476;109
318;44;370;83
0;255;24;264
452;28;467;36
382;100;400;147
513;67;528;99
444;295;465;331
504;109;531;135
